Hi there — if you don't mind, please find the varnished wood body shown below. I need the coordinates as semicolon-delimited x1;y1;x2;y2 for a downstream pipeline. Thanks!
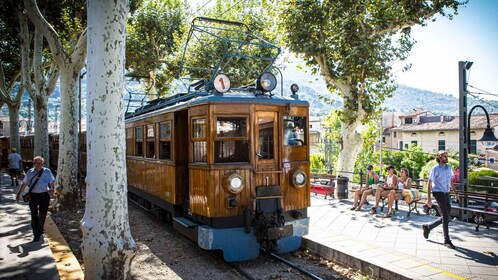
125;97;310;219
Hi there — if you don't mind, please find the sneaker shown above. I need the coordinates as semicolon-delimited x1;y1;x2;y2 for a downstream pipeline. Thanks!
422;225;430;239
443;241;456;249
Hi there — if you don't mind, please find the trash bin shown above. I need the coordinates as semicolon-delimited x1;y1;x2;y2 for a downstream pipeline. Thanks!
334;175;349;199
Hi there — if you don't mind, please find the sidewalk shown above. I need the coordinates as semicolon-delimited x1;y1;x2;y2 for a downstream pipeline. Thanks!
304;195;498;280
0;173;83;280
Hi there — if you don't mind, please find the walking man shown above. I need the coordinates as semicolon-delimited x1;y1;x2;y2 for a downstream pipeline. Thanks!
422;150;459;249
8;148;22;186
15;156;56;242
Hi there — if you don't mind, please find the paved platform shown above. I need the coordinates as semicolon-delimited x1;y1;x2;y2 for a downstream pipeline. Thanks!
0;173;83;280
304;195;498;280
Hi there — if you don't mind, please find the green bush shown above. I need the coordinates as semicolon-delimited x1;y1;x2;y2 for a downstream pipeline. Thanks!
468;169;498;194
419;158;459;179
310;153;326;174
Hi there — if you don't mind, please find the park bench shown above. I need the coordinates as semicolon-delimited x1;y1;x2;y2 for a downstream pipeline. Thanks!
450;191;498;231
379;182;423;217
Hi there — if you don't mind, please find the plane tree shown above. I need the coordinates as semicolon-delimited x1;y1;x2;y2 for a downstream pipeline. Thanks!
23;0;87;204
0;2;23;150
81;1;135;278
278;0;464;178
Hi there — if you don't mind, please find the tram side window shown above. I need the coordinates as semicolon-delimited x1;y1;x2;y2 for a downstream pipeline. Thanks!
283;116;307;146
135;126;143;156
159;122;171;160
214;117;249;163
126;128;133;156
192;118;207;163
258;117;274;160
146;124;155;158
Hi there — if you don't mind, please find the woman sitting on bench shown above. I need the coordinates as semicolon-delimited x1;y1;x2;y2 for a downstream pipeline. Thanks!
351;164;378;210
383;168;411;218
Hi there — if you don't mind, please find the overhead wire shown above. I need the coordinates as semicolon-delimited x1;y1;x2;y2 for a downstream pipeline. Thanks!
190;0;215;18
468;92;498;112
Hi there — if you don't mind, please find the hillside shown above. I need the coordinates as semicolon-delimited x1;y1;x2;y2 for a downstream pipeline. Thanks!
288;74;498;117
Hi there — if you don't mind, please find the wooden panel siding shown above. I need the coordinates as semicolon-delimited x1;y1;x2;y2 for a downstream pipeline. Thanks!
189;167;252;218
282;163;310;210
127;158;180;204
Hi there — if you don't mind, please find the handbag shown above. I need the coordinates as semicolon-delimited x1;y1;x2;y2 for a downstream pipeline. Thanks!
22;169;44;203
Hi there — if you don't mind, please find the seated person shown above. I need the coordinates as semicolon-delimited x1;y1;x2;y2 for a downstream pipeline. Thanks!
383;168;411;218
369;164;397;215
351;164;378;210
288;128;303;145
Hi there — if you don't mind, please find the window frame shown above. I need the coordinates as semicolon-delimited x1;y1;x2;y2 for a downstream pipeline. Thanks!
159;121;172;161
191;117;208;163
135;126;144;157
214;115;250;164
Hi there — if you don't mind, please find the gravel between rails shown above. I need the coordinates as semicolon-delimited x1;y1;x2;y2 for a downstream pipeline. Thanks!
50;202;370;280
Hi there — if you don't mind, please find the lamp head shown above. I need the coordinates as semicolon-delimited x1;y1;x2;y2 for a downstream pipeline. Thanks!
465;61;473;70
479;127;498;148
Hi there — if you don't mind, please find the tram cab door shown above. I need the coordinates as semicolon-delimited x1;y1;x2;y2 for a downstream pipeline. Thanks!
254;112;282;214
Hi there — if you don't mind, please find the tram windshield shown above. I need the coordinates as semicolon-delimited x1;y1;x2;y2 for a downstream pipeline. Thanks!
283;116;306;146
214;117;249;163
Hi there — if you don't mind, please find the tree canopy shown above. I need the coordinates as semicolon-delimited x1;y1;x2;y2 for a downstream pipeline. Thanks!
278;0;464;176
126;0;187;96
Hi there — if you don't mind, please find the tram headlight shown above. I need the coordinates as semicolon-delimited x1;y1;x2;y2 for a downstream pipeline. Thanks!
224;173;245;194
291;169;307;188
257;72;277;92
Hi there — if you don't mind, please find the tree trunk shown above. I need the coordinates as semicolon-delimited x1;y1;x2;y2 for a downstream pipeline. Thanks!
81;0;136;278
336;119;364;181
8;103;21;151
56;70;80;203
33;94;50;165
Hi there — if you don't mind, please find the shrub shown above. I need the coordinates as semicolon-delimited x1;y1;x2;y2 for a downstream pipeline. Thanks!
419;158;459;179
468;169;498;194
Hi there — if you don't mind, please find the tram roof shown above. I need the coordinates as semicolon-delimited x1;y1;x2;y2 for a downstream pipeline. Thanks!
125;90;309;122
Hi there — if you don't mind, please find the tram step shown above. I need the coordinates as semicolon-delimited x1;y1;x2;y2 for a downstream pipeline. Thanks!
173;217;197;228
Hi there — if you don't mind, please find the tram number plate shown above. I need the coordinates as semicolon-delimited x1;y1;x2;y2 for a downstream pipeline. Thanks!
268;225;293;240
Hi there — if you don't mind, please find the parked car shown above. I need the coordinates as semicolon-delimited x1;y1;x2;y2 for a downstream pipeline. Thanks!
310;179;334;197
423;197;498;224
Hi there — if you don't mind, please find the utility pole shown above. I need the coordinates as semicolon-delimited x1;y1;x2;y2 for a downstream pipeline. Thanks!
458;61;472;222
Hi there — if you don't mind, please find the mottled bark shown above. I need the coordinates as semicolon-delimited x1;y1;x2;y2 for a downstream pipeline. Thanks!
33;94;49;163
8;102;21;150
336;119;364;181
56;70;80;202
81;0;136;278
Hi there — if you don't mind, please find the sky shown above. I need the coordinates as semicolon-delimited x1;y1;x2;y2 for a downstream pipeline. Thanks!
393;0;498;98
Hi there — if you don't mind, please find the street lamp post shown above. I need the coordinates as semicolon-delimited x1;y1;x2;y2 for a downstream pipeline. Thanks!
458;61;498;222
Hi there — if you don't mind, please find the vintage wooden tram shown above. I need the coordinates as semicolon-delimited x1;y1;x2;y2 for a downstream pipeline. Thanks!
124;17;311;261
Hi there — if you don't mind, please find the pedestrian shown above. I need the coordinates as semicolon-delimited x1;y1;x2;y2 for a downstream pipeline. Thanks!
422;150;459;249
8;148;22;186
15;156;56;242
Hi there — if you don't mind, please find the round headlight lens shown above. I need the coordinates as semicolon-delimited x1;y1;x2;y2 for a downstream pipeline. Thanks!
257;72;277;92
226;173;244;194
292;170;307;188
230;177;243;191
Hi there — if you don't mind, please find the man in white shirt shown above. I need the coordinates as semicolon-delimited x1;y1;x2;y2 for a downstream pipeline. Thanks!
8;148;22;186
